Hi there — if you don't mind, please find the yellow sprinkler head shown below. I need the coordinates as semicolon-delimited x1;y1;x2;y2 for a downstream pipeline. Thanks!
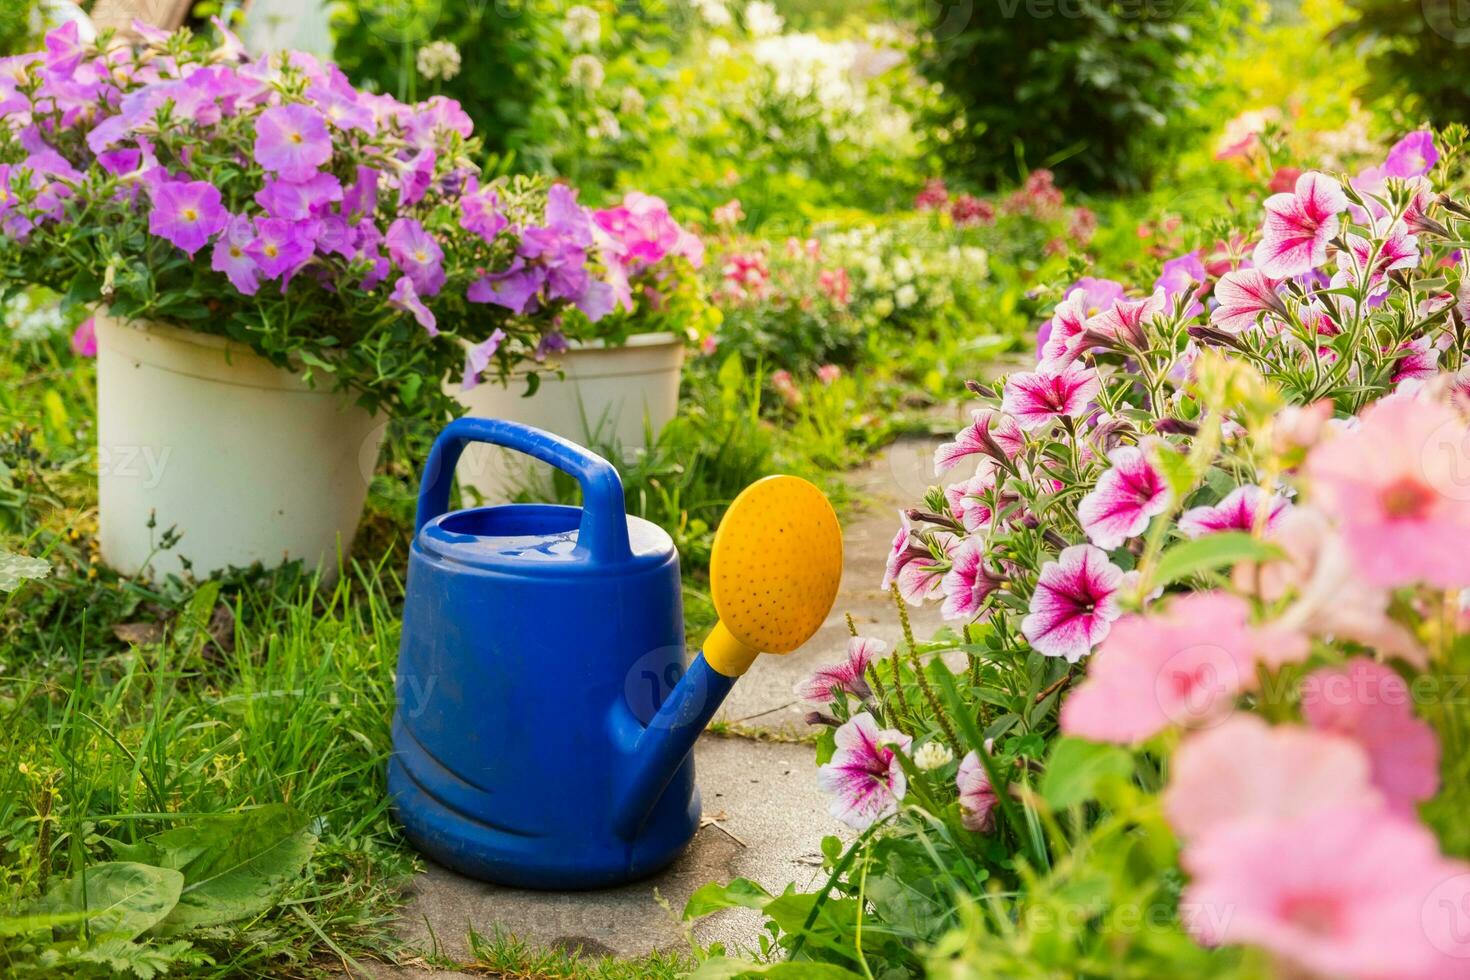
702;475;843;677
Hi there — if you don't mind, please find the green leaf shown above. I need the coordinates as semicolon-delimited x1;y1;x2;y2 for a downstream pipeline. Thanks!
683;878;773;920
1150;531;1283;590
29;862;184;940
1040;737;1134;811
119;805;317;933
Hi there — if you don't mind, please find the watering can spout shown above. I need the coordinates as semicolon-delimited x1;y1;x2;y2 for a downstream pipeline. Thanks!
611;625;760;839
611;476;843;840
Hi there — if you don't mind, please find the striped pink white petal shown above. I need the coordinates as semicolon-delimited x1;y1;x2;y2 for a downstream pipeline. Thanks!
1001;363;1101;431
944;467;996;533
795;636;884;704
956;751;999;832
1251;170;1348;279
940;536;1001;621
934;409;1024;476
1083;290;1166;349
1179;485;1290;538
1210;268;1286;333
1078;445;1172;550
816;712;911;829
1020;544;1126;663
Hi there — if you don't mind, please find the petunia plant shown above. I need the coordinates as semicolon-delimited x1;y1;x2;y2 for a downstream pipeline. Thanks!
686;129;1470;977
0;22;707;417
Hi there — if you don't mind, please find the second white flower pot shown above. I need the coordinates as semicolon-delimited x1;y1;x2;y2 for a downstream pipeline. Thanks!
450;332;685;501
95;314;386;581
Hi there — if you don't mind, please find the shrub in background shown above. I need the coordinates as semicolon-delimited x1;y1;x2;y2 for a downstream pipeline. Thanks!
1333;0;1470;127
912;0;1255;192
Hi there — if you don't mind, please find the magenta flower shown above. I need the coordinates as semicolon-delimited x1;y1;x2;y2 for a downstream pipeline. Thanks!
1000;363;1100;431
1252;171;1347;279
255;173;342;221
389;276;437;336
1077;445;1171;550
1020;544;1126;662
1181;805;1467;979
1384;130;1437;179
1060;592;1307;744
795;636;884;705
816;712;910;830
468;259;545;314
940;536;1001;621
342;165;380;219
1209;268;1286;333
1153;251;1206;318
1083;290;1166;350
593;191;682;266
1391;335;1441;385
1037;277;1124;364
253;103;332;181
1301;659;1440;817
460;176;508;243
956;751;999;832
944;467;997;533
70;316;96;357
1305;396;1470;588
934;409;1024;475
210;217;260;296
147;179;227;257
461;328;507;390
43;20;83;76
397;147;436;207
881;516;945;605
1179;485;1289;538
1163;714;1377;844
386;218;446;297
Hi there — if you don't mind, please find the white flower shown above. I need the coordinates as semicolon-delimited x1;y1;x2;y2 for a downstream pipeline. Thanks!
415;40;461;82
708;37;732;59
743;0;784;37
563;5;601;48
914;741;953;771
585;107;621;141
619;86;647;116
895;284;919;309
691;0;733;28
568;54;605;92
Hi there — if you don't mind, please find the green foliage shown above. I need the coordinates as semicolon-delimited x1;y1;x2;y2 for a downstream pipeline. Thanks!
1333;0;1470;127
912;0;1256;191
0;0;36;57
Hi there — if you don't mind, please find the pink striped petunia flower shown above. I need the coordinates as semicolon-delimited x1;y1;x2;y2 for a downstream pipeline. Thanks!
1078;445;1172;550
1001;363;1101;431
1251;170;1348;279
816;712;911;829
940;536;1002;621
1179;485;1290;538
795;636;885;705
1020;544;1127;663
934;409;1024;476
1209;267;1286;333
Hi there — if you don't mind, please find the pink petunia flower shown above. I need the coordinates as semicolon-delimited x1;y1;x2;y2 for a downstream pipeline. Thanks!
1305;396;1470;589
1181;805;1468;979
816;712;911;829
1163;714;1378;843
210;216;260;296
1077;445;1171;550
1384;130;1438;179
795;636;884;705
1209;268;1286;333
881;515;945;605
934;409;1024;475
1037;277;1125;365
1252;171;1348;279
246;216;316;284
386;217;446;297
1001;363;1101;431
1020;544;1127;663
1301;659;1440;818
69;317;96;357
1392;335;1442;386
1154;251;1207;319
1083;290;1166;350
389;276;437;336
956;751;999;832
147;179;227;257
1060;592;1308;744
252;103;332;182
1179;485;1289;538
944;466;997;533
941;536;1001;621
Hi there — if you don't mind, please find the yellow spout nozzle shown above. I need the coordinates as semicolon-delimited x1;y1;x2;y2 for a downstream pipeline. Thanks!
704;475;843;678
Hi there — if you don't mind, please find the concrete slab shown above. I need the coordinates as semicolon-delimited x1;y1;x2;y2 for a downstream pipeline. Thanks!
712;435;954;736
390;737;845;965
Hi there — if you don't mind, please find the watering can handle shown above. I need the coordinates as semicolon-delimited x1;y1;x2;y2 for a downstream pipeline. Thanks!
414;416;633;563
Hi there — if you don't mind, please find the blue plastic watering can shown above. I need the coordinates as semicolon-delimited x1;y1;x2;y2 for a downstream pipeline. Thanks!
389;417;843;889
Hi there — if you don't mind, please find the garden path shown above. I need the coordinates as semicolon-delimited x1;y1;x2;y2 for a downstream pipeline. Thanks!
367;431;956;976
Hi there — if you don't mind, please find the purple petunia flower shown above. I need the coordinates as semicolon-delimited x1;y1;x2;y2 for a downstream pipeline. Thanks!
397;148;436;207
211;216;260;295
246;216;316;284
389;275;437;335
468;258;545;314
462;328;508;389
255;172;342;221
385;217;445;296
1383;131;1437;180
342;165;379;219
459;176;507;243
148;179;228;256
253;103;332;181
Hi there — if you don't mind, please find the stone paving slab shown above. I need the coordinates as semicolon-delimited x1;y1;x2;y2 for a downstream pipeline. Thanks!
385;737;842;969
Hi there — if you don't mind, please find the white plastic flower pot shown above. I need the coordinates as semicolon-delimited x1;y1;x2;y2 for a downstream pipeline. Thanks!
449;332;685;501
95;314;385;580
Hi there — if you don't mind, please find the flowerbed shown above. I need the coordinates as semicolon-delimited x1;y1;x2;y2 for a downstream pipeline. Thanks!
691;130;1470;978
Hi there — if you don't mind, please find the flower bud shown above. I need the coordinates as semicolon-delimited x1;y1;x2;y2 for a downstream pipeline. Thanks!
914;741;954;771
